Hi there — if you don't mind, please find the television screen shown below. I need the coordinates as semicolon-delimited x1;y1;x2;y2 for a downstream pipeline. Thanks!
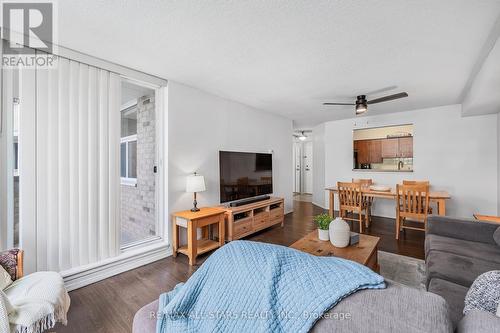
219;151;273;203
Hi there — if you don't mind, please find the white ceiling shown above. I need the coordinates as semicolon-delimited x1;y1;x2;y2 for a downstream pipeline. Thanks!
57;0;500;128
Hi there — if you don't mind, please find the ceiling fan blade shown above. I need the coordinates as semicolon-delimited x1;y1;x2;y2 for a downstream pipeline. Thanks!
367;92;408;104
323;102;355;106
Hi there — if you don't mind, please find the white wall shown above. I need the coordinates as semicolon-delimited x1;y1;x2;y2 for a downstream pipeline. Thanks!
312;124;326;208
498;113;500;214
315;104;498;218
167;81;294;236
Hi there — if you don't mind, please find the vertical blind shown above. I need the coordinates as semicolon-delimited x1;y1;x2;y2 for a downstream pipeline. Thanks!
35;57;121;271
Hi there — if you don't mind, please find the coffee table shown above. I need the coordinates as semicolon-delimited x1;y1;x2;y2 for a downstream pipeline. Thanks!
289;231;380;272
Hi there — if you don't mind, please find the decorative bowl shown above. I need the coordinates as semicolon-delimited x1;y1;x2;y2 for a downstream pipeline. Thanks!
369;185;391;192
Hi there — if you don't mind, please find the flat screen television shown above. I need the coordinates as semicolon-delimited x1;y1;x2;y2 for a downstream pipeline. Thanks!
219;151;273;203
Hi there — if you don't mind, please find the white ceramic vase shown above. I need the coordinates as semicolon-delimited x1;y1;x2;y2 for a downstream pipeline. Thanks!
329;217;350;248
318;229;330;241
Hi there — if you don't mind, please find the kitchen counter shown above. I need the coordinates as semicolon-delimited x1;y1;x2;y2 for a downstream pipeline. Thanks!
352;169;413;172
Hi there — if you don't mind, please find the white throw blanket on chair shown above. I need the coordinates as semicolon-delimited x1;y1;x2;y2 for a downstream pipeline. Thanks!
0;272;70;333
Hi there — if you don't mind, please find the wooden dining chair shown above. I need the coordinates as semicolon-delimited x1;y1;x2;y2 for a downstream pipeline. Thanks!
395;183;430;240
337;182;369;233
402;180;433;214
352;179;373;227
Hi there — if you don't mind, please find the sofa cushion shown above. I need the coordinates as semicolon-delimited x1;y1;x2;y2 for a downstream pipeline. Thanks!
494;227;500;246
456;309;500;333
426;250;499;288
464;271;500;316
428;277;468;326
425;234;500;264
311;280;452;333
133;280;453;333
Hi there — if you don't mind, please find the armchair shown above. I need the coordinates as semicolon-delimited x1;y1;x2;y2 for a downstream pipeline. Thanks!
0;248;70;333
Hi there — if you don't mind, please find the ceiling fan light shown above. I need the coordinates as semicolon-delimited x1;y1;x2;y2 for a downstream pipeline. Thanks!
355;103;367;115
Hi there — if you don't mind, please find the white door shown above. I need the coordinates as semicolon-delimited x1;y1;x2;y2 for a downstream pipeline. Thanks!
293;142;301;192
303;142;313;194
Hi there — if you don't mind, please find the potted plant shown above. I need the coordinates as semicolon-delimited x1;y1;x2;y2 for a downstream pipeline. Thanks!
313;214;332;241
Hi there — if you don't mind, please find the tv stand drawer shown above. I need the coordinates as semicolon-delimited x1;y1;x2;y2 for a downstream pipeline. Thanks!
234;219;252;237
253;212;270;229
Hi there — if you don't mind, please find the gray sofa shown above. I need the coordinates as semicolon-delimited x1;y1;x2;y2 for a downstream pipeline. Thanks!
132;215;500;332
425;215;500;328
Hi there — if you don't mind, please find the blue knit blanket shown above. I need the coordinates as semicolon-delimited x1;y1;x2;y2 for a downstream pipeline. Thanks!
156;240;385;333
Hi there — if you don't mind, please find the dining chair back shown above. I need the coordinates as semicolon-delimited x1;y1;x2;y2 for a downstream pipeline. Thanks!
337;182;368;233
352;178;373;186
352;178;373;225
395;183;430;239
402;180;433;214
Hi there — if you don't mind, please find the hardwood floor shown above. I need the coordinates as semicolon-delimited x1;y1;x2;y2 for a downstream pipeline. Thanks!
50;199;424;333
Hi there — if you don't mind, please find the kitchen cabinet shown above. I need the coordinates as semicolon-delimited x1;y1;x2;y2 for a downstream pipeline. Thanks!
380;137;413;158
369;140;382;163
356;140;370;164
398;137;413;158
381;138;399;158
355;139;382;164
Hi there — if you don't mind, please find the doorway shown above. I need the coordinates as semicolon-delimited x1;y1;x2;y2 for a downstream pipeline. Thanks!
303;141;313;194
292;131;313;197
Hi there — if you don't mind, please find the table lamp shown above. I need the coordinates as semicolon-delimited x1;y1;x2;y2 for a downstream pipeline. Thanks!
186;172;206;212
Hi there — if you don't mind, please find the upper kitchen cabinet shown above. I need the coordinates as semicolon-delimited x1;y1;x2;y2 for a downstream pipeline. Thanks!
370;139;383;163
356;140;370;164
398;137;413;158
381;137;413;158
381;138;399;158
355;139;383;164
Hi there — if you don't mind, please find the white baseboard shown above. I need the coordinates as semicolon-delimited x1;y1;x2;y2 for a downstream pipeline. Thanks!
61;241;172;291
312;201;328;210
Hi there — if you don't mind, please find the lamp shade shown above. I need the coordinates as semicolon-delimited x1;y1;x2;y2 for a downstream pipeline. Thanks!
186;173;206;193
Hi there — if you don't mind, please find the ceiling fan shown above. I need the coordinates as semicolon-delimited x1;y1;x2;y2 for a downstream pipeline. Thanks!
323;92;408;115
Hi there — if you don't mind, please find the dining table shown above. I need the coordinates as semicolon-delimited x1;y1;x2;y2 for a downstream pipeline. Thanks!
326;186;451;218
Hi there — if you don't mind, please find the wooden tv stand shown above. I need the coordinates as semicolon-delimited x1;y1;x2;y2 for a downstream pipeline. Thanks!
223;197;285;241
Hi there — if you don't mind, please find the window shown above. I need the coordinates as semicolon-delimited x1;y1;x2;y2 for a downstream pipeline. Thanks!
120;105;138;186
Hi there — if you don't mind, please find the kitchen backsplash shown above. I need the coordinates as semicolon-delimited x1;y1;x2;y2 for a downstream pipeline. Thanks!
370;158;413;171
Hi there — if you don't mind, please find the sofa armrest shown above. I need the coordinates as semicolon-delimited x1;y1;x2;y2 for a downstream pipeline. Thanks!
0;249;23;281
457;310;500;333
427;215;498;245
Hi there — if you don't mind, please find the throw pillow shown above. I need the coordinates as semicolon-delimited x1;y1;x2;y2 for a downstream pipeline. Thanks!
494;227;500;246
0;265;12;290
464;270;500;315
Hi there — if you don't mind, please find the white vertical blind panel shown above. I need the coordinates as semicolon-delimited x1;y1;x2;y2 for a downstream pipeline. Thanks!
58;58;71;271
78;64;89;266
88;67;99;264
19;68;37;274
68;60;80;268
98;70;110;260
36;66;49;271
108;74;121;257
0;70;14;250
47;66;60;271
